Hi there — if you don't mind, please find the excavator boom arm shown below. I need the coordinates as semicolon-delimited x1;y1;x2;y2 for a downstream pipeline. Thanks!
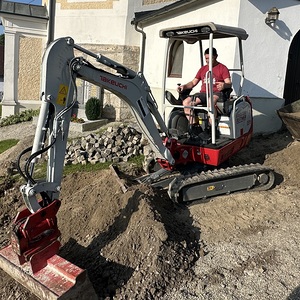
23;37;174;213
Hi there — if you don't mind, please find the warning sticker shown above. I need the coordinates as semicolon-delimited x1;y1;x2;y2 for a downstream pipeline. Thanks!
56;84;68;106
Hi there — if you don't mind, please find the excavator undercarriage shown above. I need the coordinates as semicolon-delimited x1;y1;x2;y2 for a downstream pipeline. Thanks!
138;163;275;203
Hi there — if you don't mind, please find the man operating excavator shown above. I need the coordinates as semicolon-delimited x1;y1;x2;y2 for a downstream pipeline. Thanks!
177;47;232;132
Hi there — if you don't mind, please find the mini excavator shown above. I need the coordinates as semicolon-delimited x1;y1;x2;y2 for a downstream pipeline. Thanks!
0;23;275;299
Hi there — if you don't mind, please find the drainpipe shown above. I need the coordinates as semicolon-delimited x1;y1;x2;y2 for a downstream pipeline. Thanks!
134;23;146;74
47;0;56;46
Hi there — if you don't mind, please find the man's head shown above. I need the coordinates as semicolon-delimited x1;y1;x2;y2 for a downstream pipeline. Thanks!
204;47;218;65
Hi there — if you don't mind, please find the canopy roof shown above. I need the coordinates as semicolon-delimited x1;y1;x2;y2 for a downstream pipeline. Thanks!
159;22;248;43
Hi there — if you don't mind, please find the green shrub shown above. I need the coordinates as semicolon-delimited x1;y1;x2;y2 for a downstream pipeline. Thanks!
0;109;40;127
85;97;102;121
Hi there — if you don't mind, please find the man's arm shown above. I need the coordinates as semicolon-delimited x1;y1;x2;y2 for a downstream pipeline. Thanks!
216;77;232;91
178;77;200;92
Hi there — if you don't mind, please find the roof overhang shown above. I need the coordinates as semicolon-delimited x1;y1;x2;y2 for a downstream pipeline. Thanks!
132;0;213;27
0;0;48;20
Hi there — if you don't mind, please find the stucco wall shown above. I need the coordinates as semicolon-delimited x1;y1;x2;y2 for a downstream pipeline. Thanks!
52;0;139;46
73;42;140;121
18;36;43;101
139;0;300;133
239;0;299;99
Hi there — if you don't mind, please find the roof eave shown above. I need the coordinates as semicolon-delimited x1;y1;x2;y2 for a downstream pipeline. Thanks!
132;0;209;27
0;1;48;20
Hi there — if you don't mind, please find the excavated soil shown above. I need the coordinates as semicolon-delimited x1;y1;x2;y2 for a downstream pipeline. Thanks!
1;124;300;300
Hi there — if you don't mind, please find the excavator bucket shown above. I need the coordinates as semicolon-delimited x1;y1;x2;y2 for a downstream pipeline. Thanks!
277;99;300;140
0;200;97;299
0;246;97;299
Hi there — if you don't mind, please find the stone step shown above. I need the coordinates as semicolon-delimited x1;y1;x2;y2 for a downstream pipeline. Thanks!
32;116;108;132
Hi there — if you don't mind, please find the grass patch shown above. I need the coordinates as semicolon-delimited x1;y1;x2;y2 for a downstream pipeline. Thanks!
63;161;112;175
128;155;144;167
32;160;112;180
32;155;144;179
0;139;19;154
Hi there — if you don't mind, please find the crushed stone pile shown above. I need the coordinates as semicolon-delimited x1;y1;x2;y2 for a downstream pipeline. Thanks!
65;124;147;165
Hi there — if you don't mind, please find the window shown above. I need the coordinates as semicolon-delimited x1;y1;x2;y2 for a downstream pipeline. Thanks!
168;40;183;78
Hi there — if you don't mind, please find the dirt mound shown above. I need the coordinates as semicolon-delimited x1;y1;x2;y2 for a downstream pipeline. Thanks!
58;171;199;298
0;168;199;299
1;128;300;299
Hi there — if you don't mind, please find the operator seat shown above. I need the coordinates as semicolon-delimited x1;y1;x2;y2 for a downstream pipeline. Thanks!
166;88;233;138
165;89;192;106
215;87;233;116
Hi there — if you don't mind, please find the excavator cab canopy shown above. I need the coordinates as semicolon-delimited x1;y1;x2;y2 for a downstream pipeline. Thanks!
159;22;249;144
159;22;248;43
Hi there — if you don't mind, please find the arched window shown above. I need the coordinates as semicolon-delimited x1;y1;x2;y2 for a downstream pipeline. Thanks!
168;40;183;78
284;30;300;105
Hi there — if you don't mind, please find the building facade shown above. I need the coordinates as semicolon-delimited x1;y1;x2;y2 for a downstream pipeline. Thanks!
0;0;176;121
132;0;300;133
0;0;300;133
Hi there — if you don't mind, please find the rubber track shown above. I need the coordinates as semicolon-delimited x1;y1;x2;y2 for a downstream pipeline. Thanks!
168;163;275;202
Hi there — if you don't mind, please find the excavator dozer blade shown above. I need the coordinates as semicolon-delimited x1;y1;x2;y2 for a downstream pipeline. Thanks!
0;245;97;300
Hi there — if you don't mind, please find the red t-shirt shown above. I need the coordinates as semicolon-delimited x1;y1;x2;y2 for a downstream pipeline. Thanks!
195;63;230;92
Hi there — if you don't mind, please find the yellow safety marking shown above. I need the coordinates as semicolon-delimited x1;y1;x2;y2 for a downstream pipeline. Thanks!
56;84;68;106
207;185;215;191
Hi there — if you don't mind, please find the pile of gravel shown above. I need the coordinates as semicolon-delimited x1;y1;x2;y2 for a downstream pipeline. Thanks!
65;124;148;165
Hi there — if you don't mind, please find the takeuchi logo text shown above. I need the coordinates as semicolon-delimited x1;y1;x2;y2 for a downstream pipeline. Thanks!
100;76;127;89
176;29;199;35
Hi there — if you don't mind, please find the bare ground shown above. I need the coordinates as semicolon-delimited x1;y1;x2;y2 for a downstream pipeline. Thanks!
0;123;300;300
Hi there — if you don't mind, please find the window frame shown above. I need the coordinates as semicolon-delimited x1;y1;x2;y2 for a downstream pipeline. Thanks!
167;40;184;78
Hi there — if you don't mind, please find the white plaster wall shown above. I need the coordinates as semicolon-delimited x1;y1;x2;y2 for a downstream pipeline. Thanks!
141;0;300;133
54;0;140;46
55;1;139;46
239;0;300;99
238;0;300;133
